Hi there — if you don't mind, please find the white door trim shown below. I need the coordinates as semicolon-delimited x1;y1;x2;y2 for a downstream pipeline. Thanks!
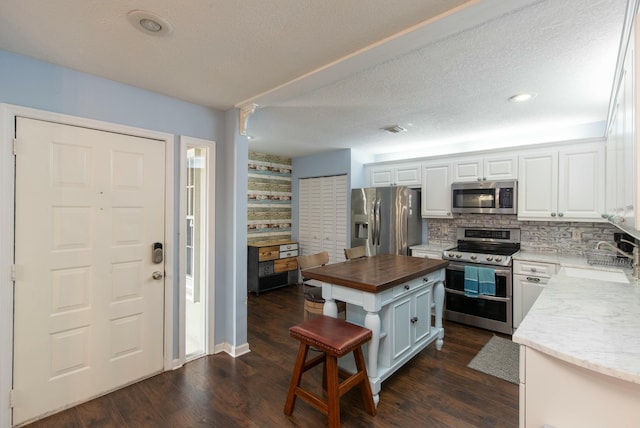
0;103;175;428
178;136;216;366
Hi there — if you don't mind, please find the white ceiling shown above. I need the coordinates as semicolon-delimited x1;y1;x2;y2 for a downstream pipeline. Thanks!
0;0;629;160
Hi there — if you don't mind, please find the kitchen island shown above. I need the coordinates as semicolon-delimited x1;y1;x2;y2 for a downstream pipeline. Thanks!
302;254;448;405
513;267;640;427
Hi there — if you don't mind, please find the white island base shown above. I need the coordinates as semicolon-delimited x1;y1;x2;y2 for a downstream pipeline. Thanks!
323;269;445;406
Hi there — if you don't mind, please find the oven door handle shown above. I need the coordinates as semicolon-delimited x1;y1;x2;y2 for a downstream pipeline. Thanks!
446;264;512;277
444;287;511;302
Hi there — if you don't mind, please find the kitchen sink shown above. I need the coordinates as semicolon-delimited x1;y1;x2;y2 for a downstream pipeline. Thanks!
563;267;629;284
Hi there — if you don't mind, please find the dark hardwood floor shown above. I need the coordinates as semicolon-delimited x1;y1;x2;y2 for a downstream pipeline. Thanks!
26;284;519;427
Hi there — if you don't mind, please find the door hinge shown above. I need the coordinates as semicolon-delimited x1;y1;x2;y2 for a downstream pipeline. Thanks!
10;264;16;281
12;138;17;156
9;389;15;408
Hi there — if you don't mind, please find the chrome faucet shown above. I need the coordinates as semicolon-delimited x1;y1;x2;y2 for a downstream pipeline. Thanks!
596;239;640;280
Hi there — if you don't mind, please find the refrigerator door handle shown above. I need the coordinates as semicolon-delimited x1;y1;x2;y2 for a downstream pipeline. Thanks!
375;199;381;246
370;198;377;248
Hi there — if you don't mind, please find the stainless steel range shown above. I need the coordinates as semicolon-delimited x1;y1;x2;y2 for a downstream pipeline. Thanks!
443;228;520;334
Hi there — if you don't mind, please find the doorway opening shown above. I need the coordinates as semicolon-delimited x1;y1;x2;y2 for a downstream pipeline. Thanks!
180;137;216;362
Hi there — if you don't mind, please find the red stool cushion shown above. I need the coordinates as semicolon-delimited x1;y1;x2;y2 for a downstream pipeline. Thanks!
289;315;372;358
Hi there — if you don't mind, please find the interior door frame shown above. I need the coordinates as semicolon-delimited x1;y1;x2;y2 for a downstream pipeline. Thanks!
0;103;175;428
178;136;216;364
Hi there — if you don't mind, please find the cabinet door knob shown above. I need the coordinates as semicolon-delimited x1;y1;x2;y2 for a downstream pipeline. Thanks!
404;284;410;290
411;317;418;324
550;212;556;217
558;212;564;217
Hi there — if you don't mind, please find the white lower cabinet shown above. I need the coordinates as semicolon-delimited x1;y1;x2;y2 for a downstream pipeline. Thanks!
381;279;432;366
346;275;437;370
520;346;640;428
513;260;558;329
388;286;432;363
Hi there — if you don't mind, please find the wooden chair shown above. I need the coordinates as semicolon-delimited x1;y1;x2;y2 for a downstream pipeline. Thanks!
344;246;367;260
297;252;346;320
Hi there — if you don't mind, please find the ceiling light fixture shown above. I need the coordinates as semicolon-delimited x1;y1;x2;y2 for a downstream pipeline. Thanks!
381;125;407;134
509;92;537;103
127;10;173;36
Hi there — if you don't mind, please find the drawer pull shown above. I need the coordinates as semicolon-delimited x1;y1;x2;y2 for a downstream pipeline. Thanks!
526;277;541;283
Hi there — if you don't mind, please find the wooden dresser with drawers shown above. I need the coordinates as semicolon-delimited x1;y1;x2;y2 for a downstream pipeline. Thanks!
247;240;298;295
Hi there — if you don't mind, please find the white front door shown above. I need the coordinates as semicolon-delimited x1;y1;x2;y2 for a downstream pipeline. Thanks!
13;117;166;425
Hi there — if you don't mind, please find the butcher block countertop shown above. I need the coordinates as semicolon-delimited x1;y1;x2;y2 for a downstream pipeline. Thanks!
302;254;448;293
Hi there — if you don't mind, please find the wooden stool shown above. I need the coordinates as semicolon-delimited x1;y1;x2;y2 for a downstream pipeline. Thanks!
284;316;376;427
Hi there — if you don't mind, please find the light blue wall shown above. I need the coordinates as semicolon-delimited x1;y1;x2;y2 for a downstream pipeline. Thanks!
0;51;222;137
0;49;246;355
350;149;374;189
291;149;354;242
220;109;249;346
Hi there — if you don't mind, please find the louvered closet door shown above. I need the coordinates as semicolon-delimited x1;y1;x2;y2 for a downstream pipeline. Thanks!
299;178;322;256
321;178;336;258
298;175;347;262
320;176;347;263
333;176;348;261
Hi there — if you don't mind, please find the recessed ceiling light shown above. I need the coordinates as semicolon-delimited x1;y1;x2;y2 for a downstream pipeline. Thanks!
127;10;173;36
509;92;537;103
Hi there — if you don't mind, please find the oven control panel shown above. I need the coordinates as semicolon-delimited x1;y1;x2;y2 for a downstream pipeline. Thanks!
443;251;511;266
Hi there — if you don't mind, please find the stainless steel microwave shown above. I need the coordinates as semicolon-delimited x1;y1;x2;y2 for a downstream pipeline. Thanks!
451;180;517;214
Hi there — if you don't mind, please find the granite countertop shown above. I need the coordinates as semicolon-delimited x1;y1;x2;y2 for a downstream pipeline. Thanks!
513;267;640;384
410;243;455;252
512;250;588;267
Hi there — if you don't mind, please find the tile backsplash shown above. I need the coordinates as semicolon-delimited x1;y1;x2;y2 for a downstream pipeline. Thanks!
426;215;619;256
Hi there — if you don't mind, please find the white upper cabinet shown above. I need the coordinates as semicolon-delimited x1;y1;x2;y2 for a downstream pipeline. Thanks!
452;157;481;182
421;161;453;218
367;162;422;187
518;142;605;222
605;25;637;231
451;154;518;182
484;154;519;181
518;151;558;219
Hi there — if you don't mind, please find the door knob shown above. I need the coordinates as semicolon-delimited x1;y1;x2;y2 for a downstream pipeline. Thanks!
152;271;164;280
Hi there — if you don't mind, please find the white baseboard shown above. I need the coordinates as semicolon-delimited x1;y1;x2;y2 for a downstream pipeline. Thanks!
213;342;251;357
171;358;184;370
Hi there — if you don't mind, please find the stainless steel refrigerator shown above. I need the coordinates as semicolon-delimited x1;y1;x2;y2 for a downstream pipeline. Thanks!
351;186;421;256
